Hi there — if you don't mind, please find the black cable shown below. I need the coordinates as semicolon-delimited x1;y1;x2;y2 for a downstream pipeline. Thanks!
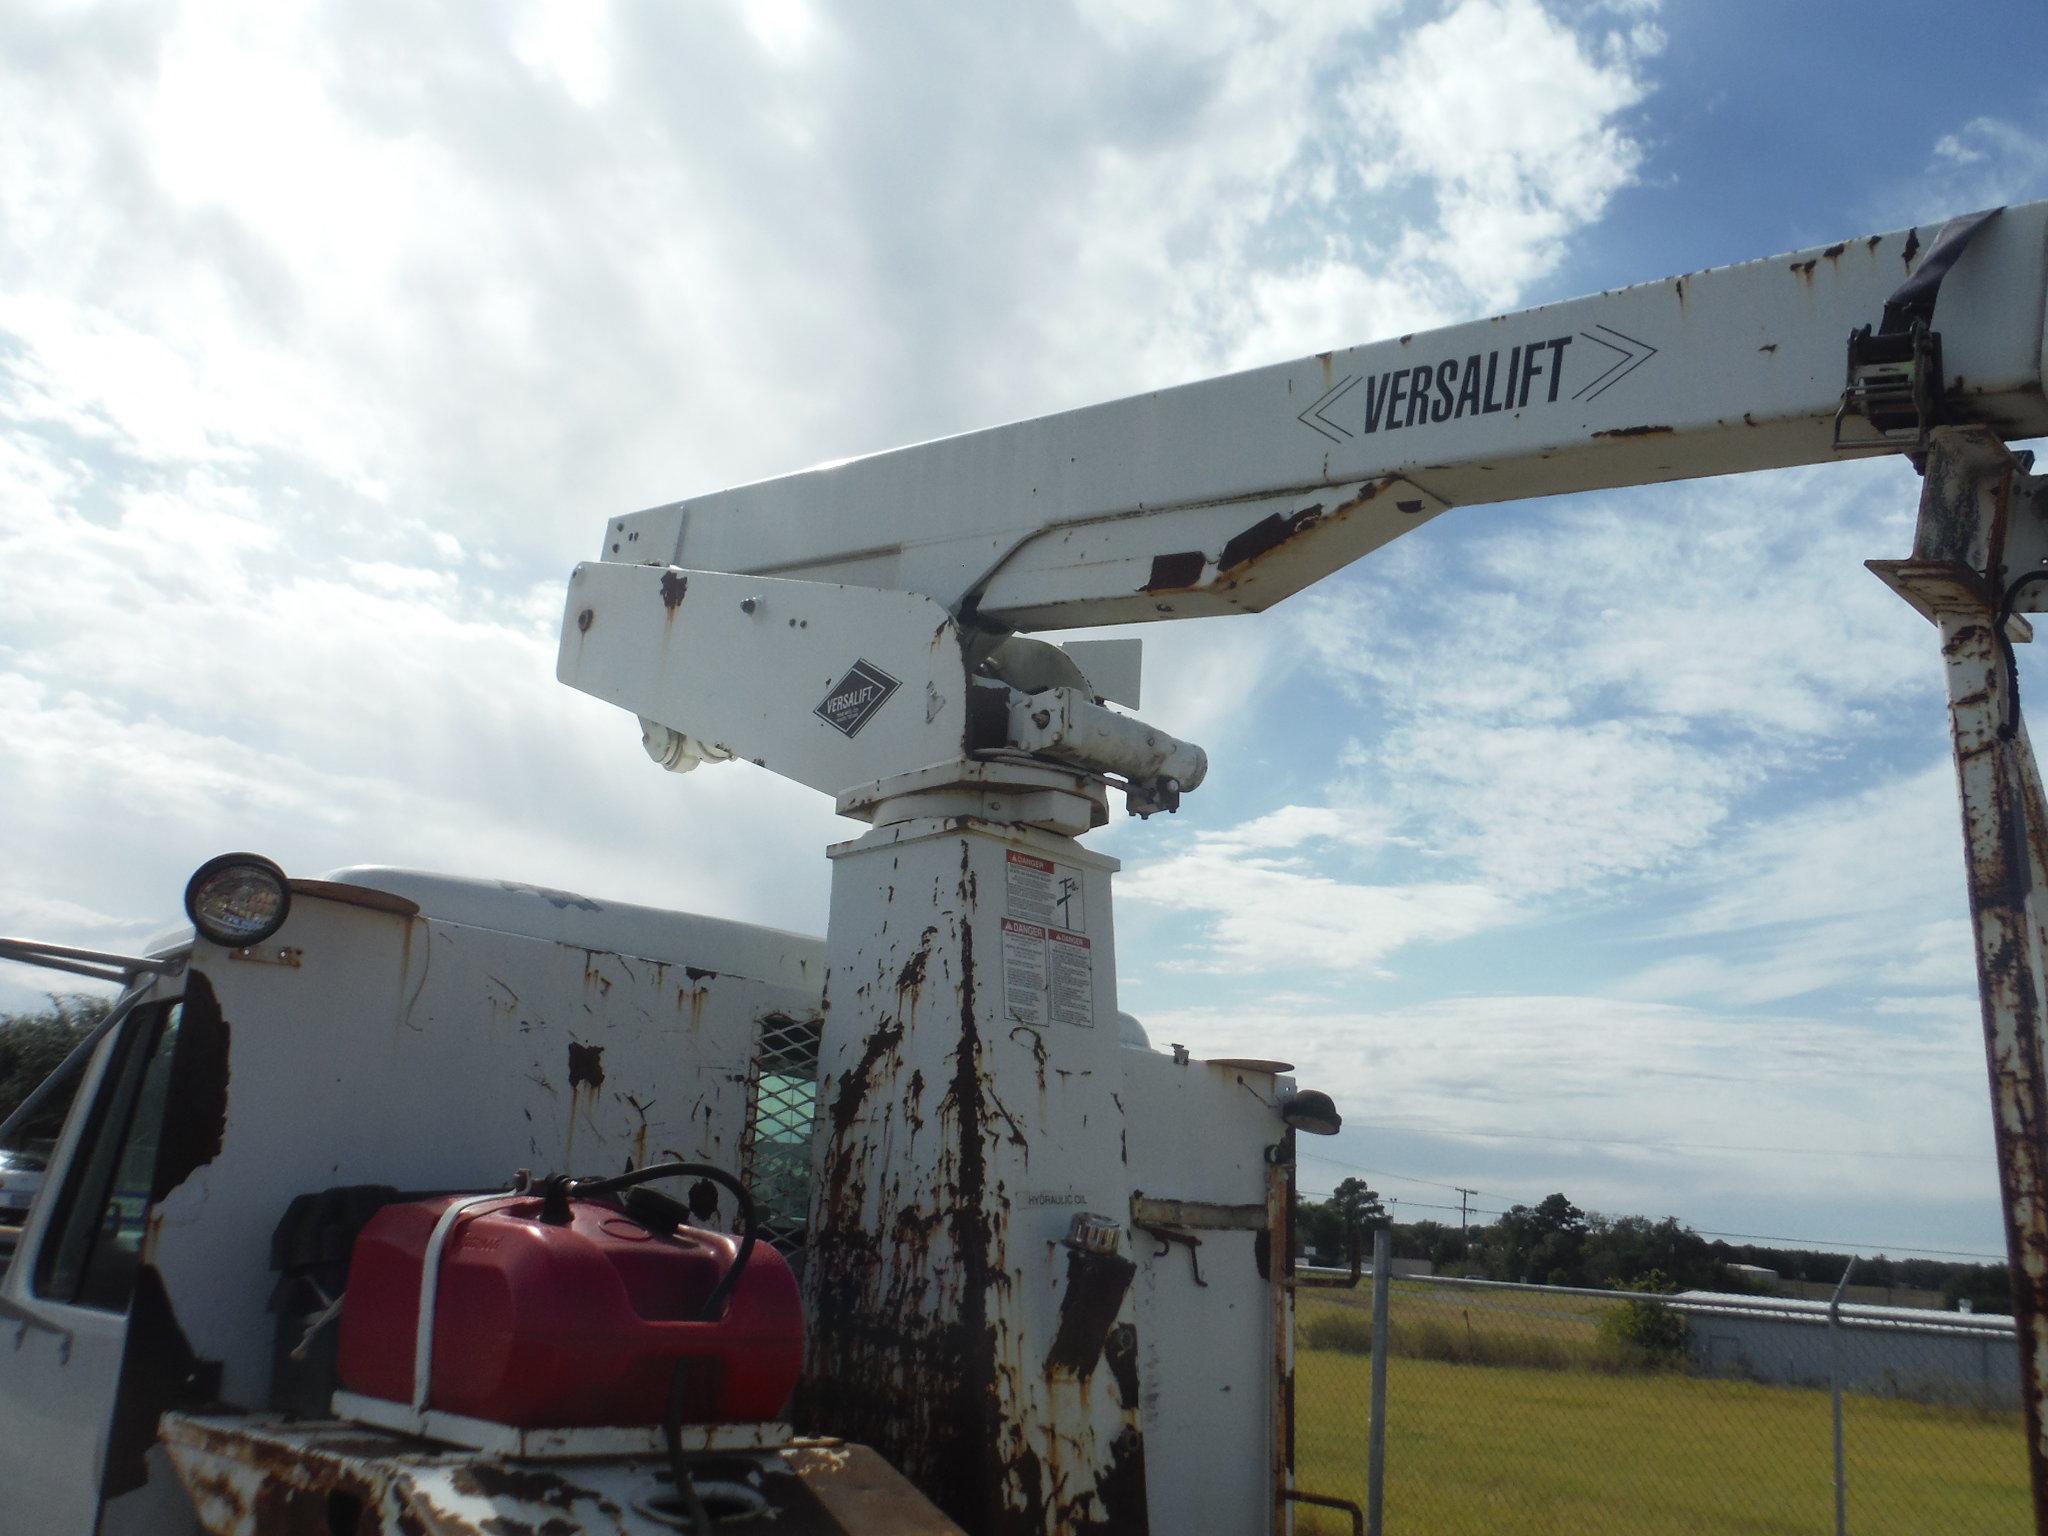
569;1160;760;1535
1994;570;2048;741
663;1362;715;1536
569;1161;758;1320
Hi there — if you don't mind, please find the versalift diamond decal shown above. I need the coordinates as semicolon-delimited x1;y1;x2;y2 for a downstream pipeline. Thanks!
814;659;901;738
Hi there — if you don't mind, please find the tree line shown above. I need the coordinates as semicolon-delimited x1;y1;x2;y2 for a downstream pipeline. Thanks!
1300;1176;2010;1314
0;993;114;1142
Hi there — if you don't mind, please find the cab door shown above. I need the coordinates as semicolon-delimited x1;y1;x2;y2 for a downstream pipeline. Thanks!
0;988;193;1535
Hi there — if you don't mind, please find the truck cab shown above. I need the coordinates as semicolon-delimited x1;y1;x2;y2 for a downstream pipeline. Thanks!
0;860;831;1534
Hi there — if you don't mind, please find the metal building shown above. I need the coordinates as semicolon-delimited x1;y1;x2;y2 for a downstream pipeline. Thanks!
1673;1290;2019;1410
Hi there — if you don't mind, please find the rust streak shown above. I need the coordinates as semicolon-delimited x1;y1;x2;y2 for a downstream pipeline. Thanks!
1137;480;1397;598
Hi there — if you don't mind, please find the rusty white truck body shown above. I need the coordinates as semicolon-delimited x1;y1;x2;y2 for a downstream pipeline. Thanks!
0;866;1295;1535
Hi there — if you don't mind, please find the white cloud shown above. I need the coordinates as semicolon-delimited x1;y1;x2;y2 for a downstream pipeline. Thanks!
733;0;823;69
1114;453;1976;1006
1362;717;1752;894
1152;991;1996;1220
1117;804;1509;973
1609;760;1972;1007
1342;0;1655;309
1933;116;2048;182
1872;110;2048;227
1296;457;1936;897
0;0;1666;982
1204;804;1398;854
0;892;145;935
0;0;1667;553
511;0;618;108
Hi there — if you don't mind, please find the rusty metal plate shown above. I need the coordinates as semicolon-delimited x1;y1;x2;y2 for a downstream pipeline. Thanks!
159;1413;961;1535
1129;1195;1267;1231
782;1444;968;1535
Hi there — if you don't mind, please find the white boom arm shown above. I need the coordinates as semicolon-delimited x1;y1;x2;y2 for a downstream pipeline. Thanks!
562;202;2048;813
595;204;2048;634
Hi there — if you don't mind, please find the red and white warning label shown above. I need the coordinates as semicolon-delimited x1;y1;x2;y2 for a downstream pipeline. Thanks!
1048;928;1094;1029
1006;848;1085;933
1001;917;1047;1029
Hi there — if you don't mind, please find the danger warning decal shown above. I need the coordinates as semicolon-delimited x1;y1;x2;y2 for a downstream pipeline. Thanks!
1003;851;1092;1027
1005;849;1084;932
814;660;901;738
1047;928;1094;1029
1002;918;1047;1029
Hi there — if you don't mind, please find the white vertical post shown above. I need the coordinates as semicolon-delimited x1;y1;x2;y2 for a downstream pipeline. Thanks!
1367;1226;1391;1536
1830;1257;1856;1536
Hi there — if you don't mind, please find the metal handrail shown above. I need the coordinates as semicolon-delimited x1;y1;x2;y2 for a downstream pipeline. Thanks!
1283;1490;1363;1536
0;937;185;987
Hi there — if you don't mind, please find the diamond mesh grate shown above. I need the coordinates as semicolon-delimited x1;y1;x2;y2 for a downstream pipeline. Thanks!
740;1012;822;1261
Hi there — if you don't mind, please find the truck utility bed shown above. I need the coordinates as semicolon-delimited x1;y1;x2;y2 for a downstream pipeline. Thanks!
160;1413;962;1535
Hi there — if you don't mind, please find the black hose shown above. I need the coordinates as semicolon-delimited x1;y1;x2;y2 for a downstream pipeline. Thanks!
567;1160;758;1321
569;1160;760;1535
1994;571;2048;742
662;1361;715;1534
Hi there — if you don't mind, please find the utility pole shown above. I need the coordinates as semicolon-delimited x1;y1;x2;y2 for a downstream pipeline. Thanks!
1456;1187;1477;1263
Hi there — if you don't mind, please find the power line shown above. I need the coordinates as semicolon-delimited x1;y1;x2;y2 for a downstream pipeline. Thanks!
1295;1149;1521;1205
1302;1192;1505;1218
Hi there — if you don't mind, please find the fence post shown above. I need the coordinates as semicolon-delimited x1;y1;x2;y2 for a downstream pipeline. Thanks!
1830;1256;1857;1536
1368;1226;1391;1536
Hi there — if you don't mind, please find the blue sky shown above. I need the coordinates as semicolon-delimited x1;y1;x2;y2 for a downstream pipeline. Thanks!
2;1;2046;1264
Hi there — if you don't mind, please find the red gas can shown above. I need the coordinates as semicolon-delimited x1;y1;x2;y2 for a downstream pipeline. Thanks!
336;1194;803;1427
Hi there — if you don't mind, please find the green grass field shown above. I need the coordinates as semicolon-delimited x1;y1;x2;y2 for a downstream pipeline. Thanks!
1294;1300;2031;1535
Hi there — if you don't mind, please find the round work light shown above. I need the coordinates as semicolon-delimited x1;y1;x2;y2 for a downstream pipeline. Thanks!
183;853;292;949
1278;1088;1343;1137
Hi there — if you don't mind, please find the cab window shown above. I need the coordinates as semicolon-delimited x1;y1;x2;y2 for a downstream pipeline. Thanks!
33;1001;182;1309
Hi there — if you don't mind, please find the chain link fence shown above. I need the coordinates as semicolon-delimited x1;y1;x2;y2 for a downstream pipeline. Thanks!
1294;1259;2032;1535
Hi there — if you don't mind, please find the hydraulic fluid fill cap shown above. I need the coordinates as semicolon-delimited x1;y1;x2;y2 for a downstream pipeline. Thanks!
623;1185;688;1235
